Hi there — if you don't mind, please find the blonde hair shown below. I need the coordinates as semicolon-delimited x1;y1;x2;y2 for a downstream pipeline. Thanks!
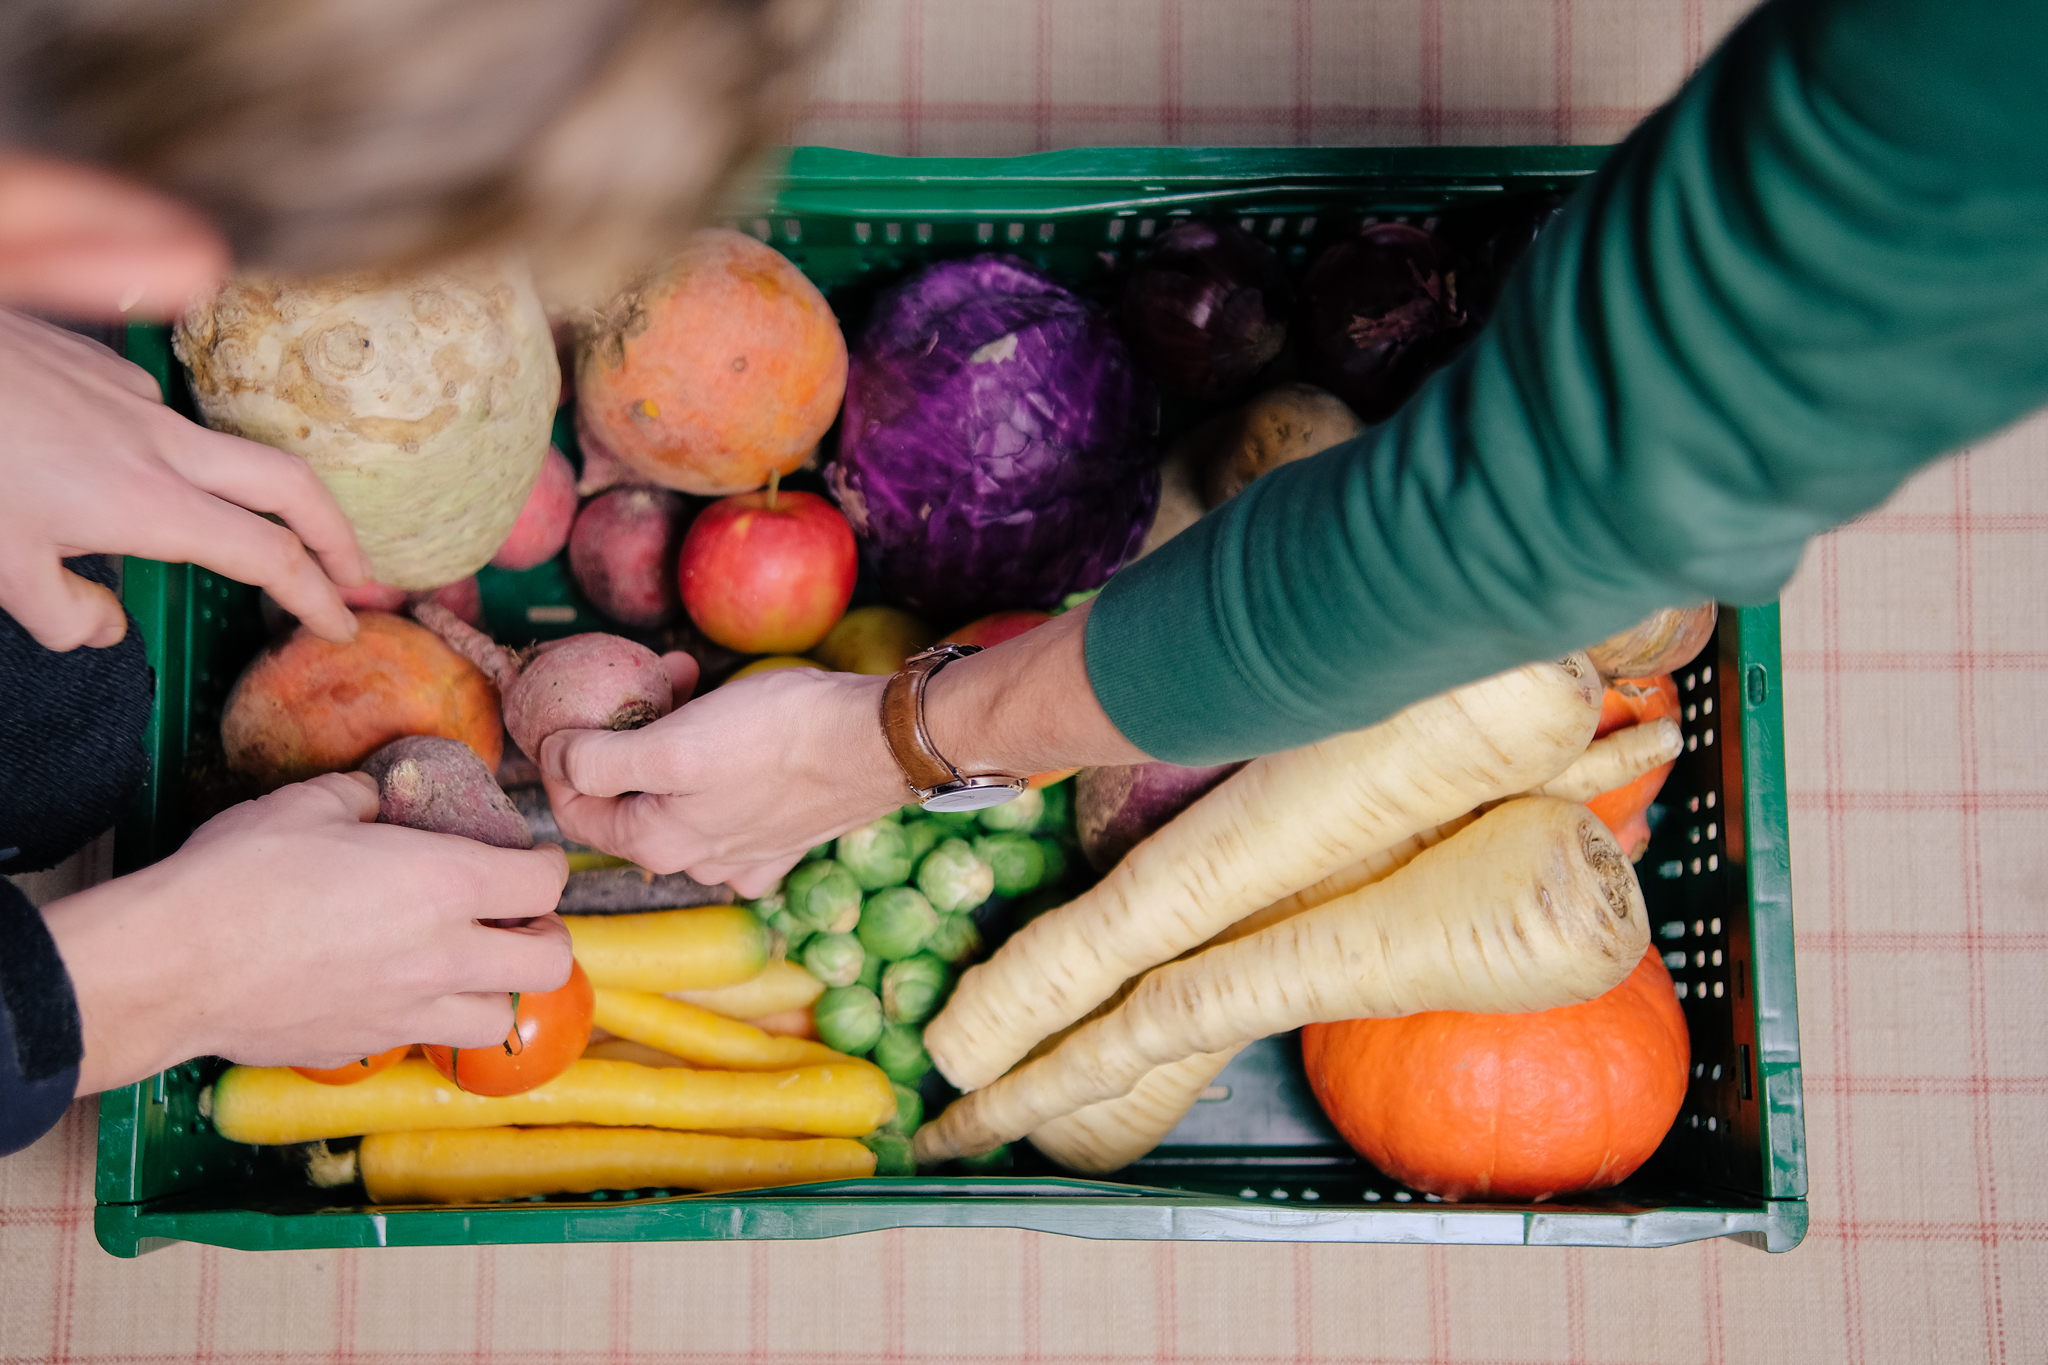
0;0;838;303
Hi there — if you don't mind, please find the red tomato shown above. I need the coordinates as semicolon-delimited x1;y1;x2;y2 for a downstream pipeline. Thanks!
291;1045;411;1086
423;961;595;1097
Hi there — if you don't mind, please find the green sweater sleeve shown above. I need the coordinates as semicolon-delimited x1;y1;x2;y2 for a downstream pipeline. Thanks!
1086;0;2048;765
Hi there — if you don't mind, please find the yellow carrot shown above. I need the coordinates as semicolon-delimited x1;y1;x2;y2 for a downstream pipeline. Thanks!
924;656;1603;1092
566;906;770;992
592;988;847;1071
210;1057;895;1145
359;1127;874;1203
671;960;824;1019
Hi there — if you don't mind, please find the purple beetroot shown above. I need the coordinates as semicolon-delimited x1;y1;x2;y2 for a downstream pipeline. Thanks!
569;486;688;629
1075;759;1248;873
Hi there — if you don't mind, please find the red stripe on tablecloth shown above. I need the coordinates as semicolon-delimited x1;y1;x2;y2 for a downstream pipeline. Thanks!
472;1247;495;1365
609;1243;633;1363
1161;0;1184;144
1818;534;1868;1365
1701;1236;1726;1365
195;1244;221;1365
1784;649;2048;672
1293;0;1313;144
902;0;924;156
1808;1074;2048;1096
1291;1242;1313;1362
1425;1244;1449;1363
1033;0;1052;152
49;1104;86;1364
1152;1240;1177;1363
1954;459;2011;1365
0;1204;86;1228
1552;0;1574;145
1789;790;2048;812
797;99;1658;133
1020;1229;1042;1363
1810;1219;2048;1244
1797;931;2048;953
1843;511;2048;534
883;1227;906;1364
1562;1247;1586;1361
1684;0;1706;70
1420;0;1443;145
749;1242;771;1363
336;1236;358;1364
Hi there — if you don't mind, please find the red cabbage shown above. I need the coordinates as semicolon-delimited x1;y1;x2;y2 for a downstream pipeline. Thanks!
828;256;1159;621
1116;220;1290;398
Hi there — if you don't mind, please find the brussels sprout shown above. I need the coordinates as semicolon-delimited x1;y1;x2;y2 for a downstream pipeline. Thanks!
883;1082;924;1136
861;1131;915;1177
916;838;995;914
1035;779;1072;835
801;841;833;862
871;1021;932;1084
926;911;983;966
881;952;950;1026
767;908;811;957
835;819;915;891
745;888;788;921
800;932;866;988
954;1144;1014;1175
976;786;1044;833
784;859;862;934
1033;837;1070;888
972;832;1046;898
857;886;939;961
902;818;943;868
813;984;884;1055
1008;887;1069;929
879;807;904;822
923;808;981;834
856;949;883;992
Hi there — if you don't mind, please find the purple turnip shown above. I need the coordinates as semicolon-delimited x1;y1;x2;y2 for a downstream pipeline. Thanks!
1116;220;1290;399
1297;223;1470;423
1076;759;1247;873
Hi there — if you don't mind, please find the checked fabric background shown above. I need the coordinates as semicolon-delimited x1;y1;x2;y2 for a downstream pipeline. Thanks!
6;2;2047;1361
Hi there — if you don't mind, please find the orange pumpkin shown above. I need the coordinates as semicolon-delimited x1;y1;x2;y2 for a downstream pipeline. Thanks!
576;229;848;496
1585;673;1681;859
1301;947;1689;1202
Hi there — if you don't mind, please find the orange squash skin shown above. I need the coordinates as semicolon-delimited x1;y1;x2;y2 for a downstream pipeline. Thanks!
1584;673;1681;857
577;229;848;496
221;611;502;790
1302;948;1689;1202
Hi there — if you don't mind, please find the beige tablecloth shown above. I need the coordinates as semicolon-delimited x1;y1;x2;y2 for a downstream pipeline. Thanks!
7;2;2045;1361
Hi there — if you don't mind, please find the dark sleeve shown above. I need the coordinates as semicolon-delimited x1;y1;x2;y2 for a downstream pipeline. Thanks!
1085;0;2048;764
0;878;83;1156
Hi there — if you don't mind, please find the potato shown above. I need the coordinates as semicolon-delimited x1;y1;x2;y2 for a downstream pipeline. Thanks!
175;256;559;589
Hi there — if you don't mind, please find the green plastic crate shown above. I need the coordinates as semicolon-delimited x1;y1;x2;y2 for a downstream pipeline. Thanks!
95;145;1805;1256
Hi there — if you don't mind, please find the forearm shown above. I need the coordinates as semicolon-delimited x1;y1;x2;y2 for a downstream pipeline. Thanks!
1089;0;2048;765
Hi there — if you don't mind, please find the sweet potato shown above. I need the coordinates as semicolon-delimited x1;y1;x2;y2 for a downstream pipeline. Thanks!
358;736;530;849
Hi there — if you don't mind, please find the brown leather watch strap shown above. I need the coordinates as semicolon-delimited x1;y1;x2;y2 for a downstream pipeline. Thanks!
880;647;971;794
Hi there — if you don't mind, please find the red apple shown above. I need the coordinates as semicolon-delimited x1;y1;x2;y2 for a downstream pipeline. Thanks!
944;610;1052;650
678;489;856;653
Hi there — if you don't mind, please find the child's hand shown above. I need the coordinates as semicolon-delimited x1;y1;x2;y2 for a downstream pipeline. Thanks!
0;308;368;651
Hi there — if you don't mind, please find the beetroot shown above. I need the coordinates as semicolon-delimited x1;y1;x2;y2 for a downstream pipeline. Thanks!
1116;220;1290;398
491;446;578;571
569;486;688;629
411;601;673;761
1297;224;1470;422
339;576;481;626
359;736;532;849
1075;759;1247;873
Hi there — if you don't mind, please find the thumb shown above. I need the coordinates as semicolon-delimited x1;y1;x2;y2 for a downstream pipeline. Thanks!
0;556;127;651
538;727;646;799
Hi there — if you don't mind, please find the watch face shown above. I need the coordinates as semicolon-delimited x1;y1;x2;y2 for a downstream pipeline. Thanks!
922;783;1024;813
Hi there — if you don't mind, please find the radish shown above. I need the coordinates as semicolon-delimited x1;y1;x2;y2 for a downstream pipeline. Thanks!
359;735;531;849
914;797;1649;1162
411;602;672;760
922;653;1603;1093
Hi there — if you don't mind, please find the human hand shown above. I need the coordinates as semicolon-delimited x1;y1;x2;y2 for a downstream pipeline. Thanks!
540;662;906;898
0;308;368;652
41;772;572;1092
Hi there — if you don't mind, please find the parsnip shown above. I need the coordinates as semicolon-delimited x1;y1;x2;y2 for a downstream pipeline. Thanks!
592;988;847;1071
211;1057;895;1145
1203;815;1476;951
924;656;1602;1092
1027;1045;1246;1174
1526;719;1682;803
914;798;1647;1163
359;1127;874;1203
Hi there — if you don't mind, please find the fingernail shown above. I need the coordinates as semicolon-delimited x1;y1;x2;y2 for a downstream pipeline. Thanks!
116;282;146;313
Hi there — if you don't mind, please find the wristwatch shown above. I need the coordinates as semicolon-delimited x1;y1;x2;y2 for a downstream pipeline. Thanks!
879;644;1029;812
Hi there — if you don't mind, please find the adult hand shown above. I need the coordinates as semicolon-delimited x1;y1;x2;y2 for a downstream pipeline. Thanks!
541;662;905;898
0;308;368;652
540;606;1151;895
41;772;572;1092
